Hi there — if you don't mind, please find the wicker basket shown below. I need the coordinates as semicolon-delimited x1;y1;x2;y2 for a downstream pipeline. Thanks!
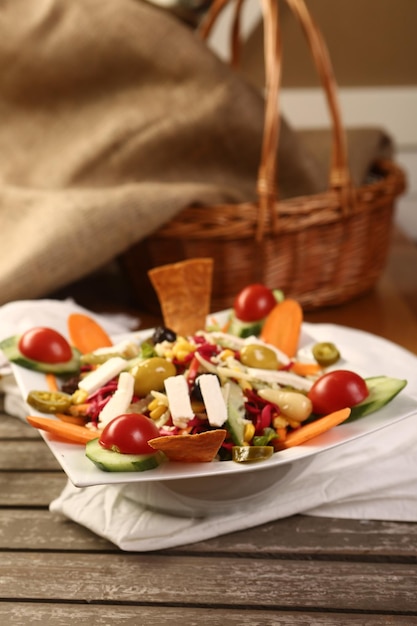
122;0;406;314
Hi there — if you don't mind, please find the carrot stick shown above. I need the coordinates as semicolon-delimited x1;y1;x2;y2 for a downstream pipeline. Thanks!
68;403;91;416
26;415;100;445
290;361;322;377
260;299;303;358
67;313;113;354
276;407;351;449
221;318;231;333
55;412;88;426
45;373;59;392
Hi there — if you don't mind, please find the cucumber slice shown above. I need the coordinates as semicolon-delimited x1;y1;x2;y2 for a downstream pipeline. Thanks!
85;438;165;472
228;314;263;339
0;334;80;375
225;381;250;446
348;376;407;421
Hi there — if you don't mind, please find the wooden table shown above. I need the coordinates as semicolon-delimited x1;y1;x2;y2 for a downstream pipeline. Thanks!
1;230;417;624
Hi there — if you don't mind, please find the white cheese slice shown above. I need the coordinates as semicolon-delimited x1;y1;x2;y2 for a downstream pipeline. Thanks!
198;374;228;427
164;375;194;429
246;367;313;391
92;339;136;356
98;371;135;426
78;356;127;396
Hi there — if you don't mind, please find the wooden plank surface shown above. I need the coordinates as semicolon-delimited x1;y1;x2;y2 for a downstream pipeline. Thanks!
0;472;65;506
1;604;413;626
1;552;416;613
0;413;39;439
0;440;62;470
2;501;417;560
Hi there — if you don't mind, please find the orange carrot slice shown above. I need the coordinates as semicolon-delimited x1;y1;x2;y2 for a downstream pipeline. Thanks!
68;403;92;417
67;313;113;354
45;373;59;392
290;361;323;377
26;415;99;445
260;299;303;358
276;407;351;449
54;412;88;426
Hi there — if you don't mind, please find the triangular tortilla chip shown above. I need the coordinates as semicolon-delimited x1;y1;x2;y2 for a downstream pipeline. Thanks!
148;258;213;336
148;429;226;463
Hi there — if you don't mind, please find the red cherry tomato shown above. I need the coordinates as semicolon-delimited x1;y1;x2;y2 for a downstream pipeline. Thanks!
234;284;277;322
18;327;73;364
308;370;369;415
99;413;160;455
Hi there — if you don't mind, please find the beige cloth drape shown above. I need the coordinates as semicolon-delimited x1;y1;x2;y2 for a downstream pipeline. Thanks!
0;0;393;304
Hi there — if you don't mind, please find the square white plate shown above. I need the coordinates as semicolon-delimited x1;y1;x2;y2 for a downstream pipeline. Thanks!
10;306;417;488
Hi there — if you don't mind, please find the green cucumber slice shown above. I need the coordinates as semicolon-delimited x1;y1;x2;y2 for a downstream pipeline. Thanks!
228;314;263;339
348;376;407;421
0;334;80;375
86;438;165;472
225;381;249;446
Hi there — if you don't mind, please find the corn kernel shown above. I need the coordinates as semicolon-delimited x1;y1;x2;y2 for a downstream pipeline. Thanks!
244;422;256;442
219;349;235;360
150;405;167;421
148;398;161;412
71;389;88;405
171;339;195;362
286;418;302;429
273;415;288;429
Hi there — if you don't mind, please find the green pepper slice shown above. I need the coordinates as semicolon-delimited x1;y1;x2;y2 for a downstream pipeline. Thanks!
232;445;274;464
312;342;341;367
26;390;72;414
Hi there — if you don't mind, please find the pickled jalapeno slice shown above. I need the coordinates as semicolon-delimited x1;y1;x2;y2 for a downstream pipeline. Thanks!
232;445;274;464
312;342;340;367
26;390;72;414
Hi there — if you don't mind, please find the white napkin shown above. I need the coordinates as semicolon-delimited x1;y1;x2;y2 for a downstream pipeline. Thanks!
1;299;417;552
49;414;417;551
0;298;139;343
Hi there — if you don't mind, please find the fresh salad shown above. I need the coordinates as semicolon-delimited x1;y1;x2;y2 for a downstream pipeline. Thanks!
0;282;407;472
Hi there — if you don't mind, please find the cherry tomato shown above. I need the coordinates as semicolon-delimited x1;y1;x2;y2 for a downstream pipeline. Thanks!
99;413;160;455
308;369;369;415
234;284;277;322
18;327;73;364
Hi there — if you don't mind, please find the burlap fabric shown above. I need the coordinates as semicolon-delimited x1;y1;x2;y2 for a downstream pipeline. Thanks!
0;0;393;305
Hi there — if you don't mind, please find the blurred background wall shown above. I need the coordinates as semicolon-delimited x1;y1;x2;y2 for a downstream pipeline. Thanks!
207;0;417;239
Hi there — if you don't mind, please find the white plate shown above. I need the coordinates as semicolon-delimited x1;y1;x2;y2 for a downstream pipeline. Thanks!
11;307;417;495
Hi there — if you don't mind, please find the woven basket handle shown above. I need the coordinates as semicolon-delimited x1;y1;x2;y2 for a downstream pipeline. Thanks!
199;0;352;239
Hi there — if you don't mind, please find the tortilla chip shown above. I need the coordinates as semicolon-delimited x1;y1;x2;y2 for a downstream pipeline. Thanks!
148;429;226;463
148;258;213;337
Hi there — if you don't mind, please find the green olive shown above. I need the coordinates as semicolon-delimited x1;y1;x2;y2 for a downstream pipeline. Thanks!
240;344;279;370
131;357;176;397
312;342;341;367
